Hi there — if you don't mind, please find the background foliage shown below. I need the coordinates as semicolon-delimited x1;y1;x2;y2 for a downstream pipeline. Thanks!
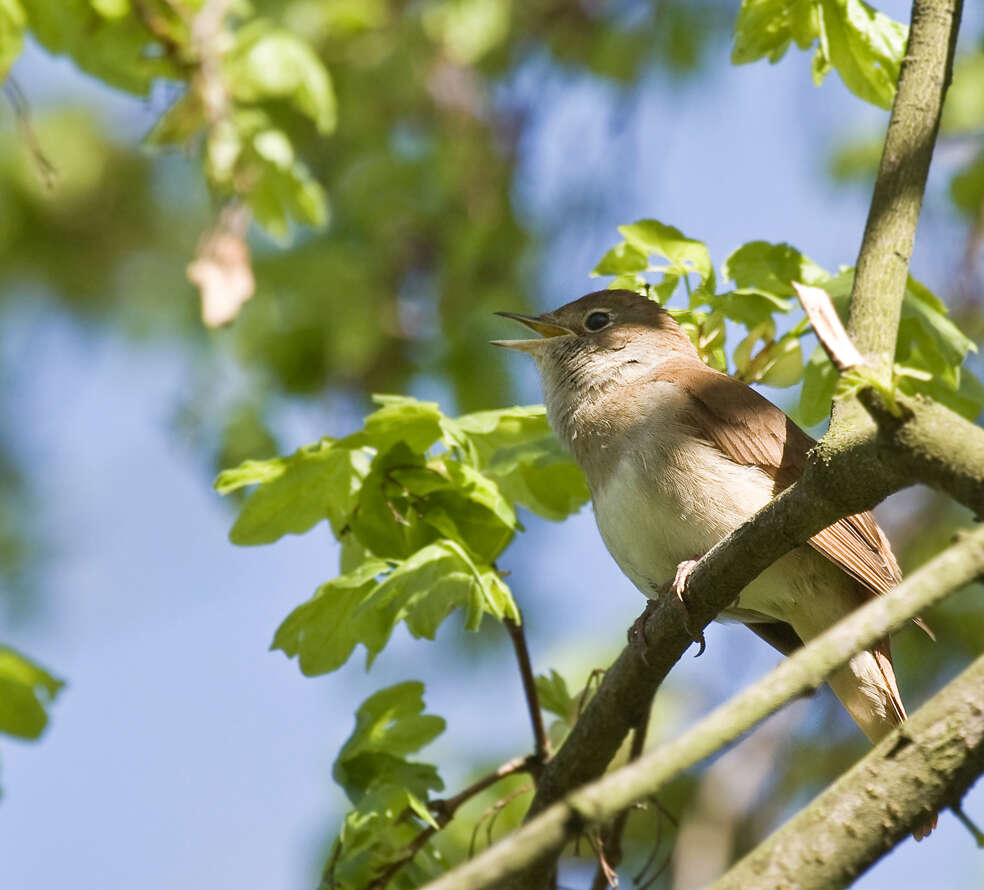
2;1;983;888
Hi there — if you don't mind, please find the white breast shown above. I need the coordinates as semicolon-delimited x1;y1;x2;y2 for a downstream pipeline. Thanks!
590;411;777;600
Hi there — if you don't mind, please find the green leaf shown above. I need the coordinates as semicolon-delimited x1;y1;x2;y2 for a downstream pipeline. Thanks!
219;440;369;544
26;0;177;94
722;240;828;298
358;539;516;643
348;444;442;560
950;151;984;218
591;241;648;277
451;406;589;521
0;647;64;740
798;344;839;427
815;0;906;110
334;682;445;801
618;219;715;294
451;405;552;461
271;558;390;676
89;0;129;19
225;21;337;134
414;460;517;563
731;0;819;65
0;0;25;80
246;128;329;240
535;669;575;720
341;395;448;455
732;0;906;109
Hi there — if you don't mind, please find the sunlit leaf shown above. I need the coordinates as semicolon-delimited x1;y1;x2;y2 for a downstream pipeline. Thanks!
0;647;64;740
732;0;906;109
218;440;369;543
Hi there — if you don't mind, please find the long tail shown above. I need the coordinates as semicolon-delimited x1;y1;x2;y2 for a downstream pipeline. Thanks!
825;639;937;839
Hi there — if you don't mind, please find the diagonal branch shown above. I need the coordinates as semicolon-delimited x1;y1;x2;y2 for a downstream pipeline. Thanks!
709;653;984;890
418;525;984;890
844;0;964;374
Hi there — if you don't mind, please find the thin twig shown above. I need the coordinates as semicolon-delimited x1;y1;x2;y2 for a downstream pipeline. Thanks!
504;615;551;769
590;709;651;889
3;80;56;190
469;784;535;857
951;803;984;847
365;756;535;890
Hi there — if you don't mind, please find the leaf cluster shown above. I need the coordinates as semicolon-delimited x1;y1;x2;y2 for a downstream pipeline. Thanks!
592;221;984;426
217;397;588;884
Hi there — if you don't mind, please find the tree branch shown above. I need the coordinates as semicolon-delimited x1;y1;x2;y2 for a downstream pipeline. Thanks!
418;525;984;890
709;653;984;890
844;0;964;373
505;616;551;768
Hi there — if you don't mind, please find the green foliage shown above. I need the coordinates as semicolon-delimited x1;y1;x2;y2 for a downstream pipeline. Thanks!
218;396;590;882
732;0;907;109
0;0;25;80
592;222;984;425
218;397;588;676
327;682;448;888
0;647;63;741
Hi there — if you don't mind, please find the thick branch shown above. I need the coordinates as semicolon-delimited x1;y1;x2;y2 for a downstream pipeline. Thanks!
710;653;984;890
861;389;984;518
418;525;984;890
845;0;963;372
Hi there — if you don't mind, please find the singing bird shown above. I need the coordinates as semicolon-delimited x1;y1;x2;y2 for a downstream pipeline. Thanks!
495;288;935;838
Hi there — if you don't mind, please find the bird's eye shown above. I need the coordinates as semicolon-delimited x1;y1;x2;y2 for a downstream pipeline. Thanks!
584;311;611;332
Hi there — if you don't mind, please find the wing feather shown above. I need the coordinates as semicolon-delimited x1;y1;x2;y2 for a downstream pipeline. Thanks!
650;361;931;638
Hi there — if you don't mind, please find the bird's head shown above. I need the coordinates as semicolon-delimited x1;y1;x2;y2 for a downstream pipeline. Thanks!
494;288;696;395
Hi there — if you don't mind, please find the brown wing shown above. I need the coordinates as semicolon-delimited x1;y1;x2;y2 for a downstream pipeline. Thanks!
653;361;931;638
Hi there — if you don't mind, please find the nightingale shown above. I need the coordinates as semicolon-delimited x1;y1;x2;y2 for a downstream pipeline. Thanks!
495;288;936;839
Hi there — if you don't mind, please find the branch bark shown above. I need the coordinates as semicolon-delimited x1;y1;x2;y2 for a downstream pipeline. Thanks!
710;653;984;890
845;0;964;373
418;525;984;890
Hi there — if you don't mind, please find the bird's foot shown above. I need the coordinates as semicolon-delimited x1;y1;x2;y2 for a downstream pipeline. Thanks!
668;558;706;657
627;599;660;666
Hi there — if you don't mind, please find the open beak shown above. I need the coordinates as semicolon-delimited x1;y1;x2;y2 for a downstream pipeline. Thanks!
491;311;573;353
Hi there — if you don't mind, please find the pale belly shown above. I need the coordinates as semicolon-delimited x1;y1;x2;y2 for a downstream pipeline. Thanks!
590;446;815;625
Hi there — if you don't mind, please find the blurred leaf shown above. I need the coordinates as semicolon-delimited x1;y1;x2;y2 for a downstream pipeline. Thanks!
950;151;984;218
225;21;337;134
732;0;906;109
591;241;648;277
423;0;511;65
27;0;178;94
0;0;25;79
941;48;984;134
89;0;129;19
0;647;64;740
535;669;574;719
218;440;370;543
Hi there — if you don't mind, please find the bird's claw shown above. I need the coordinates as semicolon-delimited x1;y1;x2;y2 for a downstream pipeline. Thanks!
669;558;706;657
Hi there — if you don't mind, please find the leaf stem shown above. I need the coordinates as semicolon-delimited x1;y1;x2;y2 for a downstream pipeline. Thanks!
504;615;552;769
